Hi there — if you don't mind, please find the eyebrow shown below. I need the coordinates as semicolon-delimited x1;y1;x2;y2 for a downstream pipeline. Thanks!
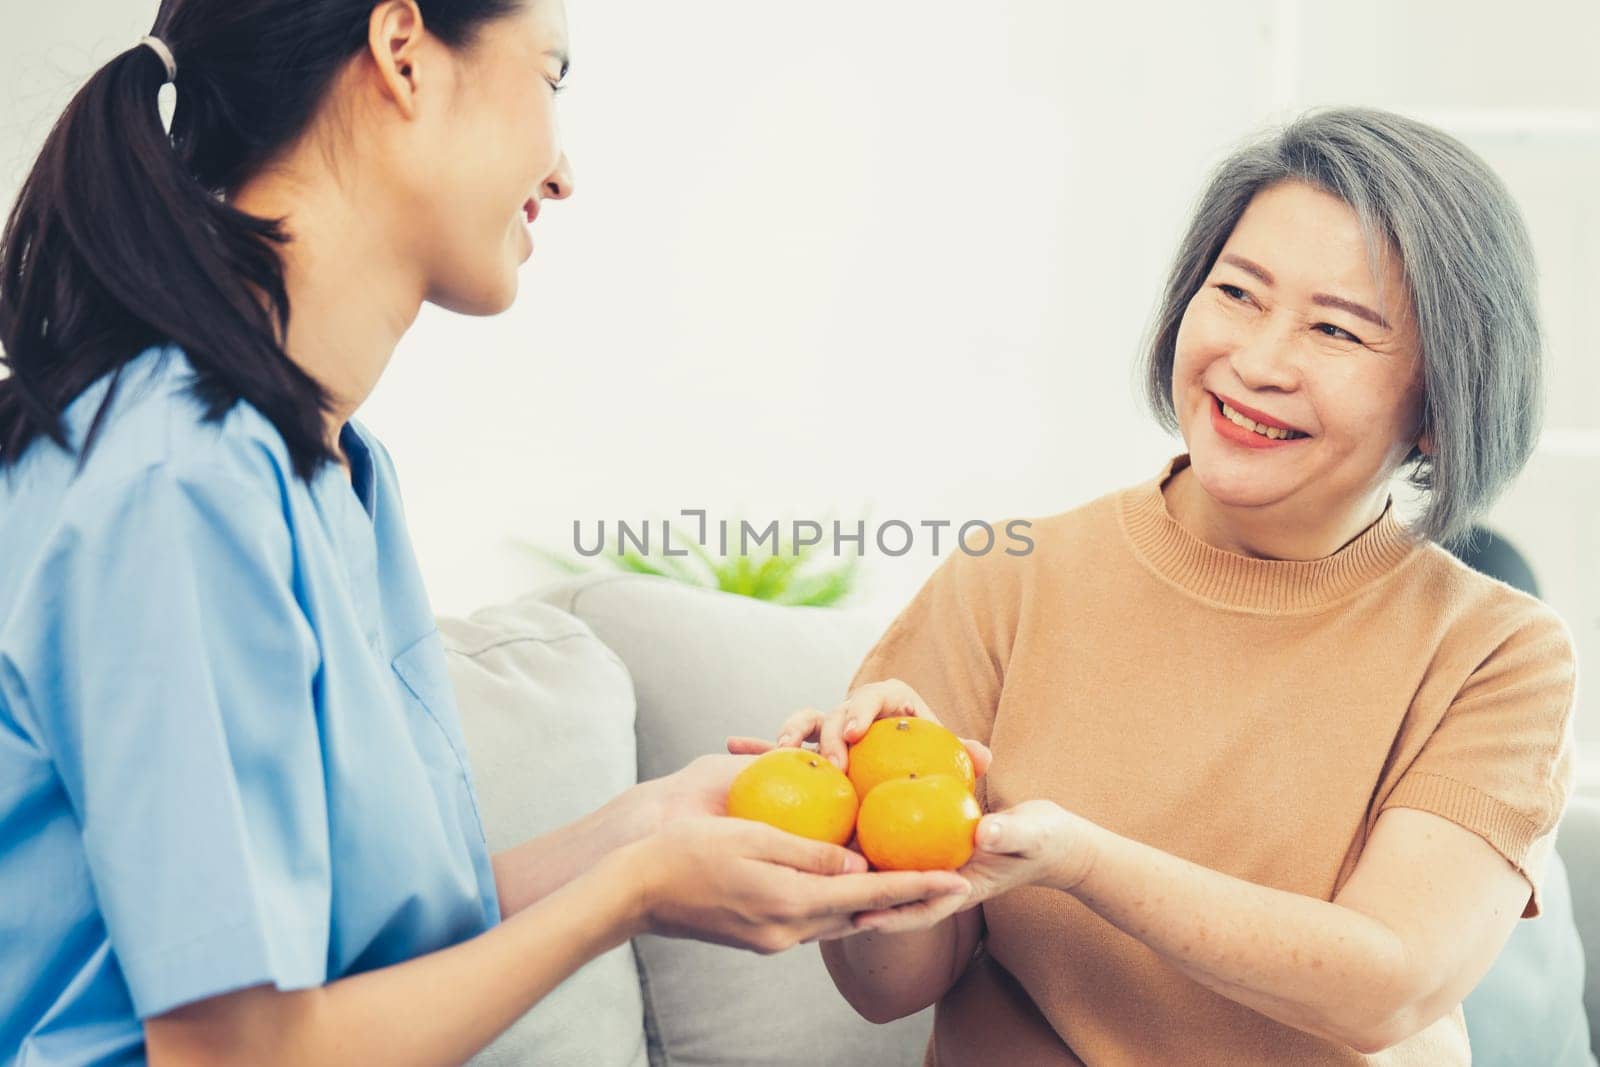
1220;253;1273;286
545;49;570;79
1218;253;1391;330
1312;293;1390;330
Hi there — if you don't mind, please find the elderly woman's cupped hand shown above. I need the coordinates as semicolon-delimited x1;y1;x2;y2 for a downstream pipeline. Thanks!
845;800;1100;936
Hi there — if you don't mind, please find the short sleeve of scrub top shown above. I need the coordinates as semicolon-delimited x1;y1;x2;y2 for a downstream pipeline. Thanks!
0;345;500;1065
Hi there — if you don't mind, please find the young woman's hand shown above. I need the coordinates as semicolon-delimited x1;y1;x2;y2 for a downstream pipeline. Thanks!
637;753;756;827
624;816;968;953
727;678;992;776
491;755;765;919
847;800;1098;935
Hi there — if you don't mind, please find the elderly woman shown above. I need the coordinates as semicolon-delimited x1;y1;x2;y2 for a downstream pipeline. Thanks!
780;108;1577;1063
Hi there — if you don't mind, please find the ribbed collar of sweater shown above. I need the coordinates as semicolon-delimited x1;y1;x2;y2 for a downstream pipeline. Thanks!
1118;454;1422;614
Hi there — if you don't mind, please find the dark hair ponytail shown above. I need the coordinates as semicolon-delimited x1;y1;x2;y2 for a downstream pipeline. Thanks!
0;0;520;483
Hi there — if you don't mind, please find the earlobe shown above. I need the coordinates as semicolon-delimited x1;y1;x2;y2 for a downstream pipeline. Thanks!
1417;430;1434;457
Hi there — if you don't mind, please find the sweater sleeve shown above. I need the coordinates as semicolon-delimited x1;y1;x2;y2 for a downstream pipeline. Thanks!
1380;610;1579;918
848;526;1026;805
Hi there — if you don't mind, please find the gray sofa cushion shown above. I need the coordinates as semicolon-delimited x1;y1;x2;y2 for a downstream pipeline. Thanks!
536;573;933;1067
1556;795;1600;1062
441;600;649;1067
1463;849;1596;1065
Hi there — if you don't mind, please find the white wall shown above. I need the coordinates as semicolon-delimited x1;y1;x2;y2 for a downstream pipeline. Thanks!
374;0;1286;617
4;1;1598;765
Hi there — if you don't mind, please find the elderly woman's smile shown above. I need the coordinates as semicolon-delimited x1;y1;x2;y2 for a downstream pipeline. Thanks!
1209;392;1309;445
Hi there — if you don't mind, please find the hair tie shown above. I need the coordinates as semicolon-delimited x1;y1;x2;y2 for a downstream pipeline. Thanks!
138;35;177;84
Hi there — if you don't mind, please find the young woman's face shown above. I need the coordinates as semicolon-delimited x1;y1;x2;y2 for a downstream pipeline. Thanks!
404;0;574;316
1170;181;1428;522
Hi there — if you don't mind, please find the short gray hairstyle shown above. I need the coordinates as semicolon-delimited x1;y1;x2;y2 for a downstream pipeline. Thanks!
1142;107;1542;547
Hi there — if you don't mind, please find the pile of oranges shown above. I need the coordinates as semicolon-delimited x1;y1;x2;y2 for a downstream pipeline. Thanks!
725;717;982;871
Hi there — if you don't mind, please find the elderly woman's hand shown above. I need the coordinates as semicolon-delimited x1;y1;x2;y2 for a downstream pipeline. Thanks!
846;799;1100;935
727;679;993;777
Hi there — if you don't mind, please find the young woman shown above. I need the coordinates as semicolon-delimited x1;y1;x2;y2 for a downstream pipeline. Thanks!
780;109;1578;1063
0;2;973;1063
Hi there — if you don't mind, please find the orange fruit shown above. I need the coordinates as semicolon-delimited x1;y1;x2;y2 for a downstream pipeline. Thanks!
846;716;975;800
855;774;982;871
725;749;859;846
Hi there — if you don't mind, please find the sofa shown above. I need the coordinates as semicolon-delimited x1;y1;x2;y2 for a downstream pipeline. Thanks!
438;571;1600;1066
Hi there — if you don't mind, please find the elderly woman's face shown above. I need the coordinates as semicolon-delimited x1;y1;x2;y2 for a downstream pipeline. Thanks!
1170;181;1428;520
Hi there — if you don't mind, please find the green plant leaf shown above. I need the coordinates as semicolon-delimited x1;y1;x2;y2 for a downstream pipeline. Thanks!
749;552;805;599
777;560;860;607
724;552;759;596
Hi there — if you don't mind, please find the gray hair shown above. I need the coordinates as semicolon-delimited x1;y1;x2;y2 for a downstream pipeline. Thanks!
1142;107;1542;547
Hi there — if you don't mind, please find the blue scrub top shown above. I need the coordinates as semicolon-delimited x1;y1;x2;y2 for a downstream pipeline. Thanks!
0;345;501;1065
